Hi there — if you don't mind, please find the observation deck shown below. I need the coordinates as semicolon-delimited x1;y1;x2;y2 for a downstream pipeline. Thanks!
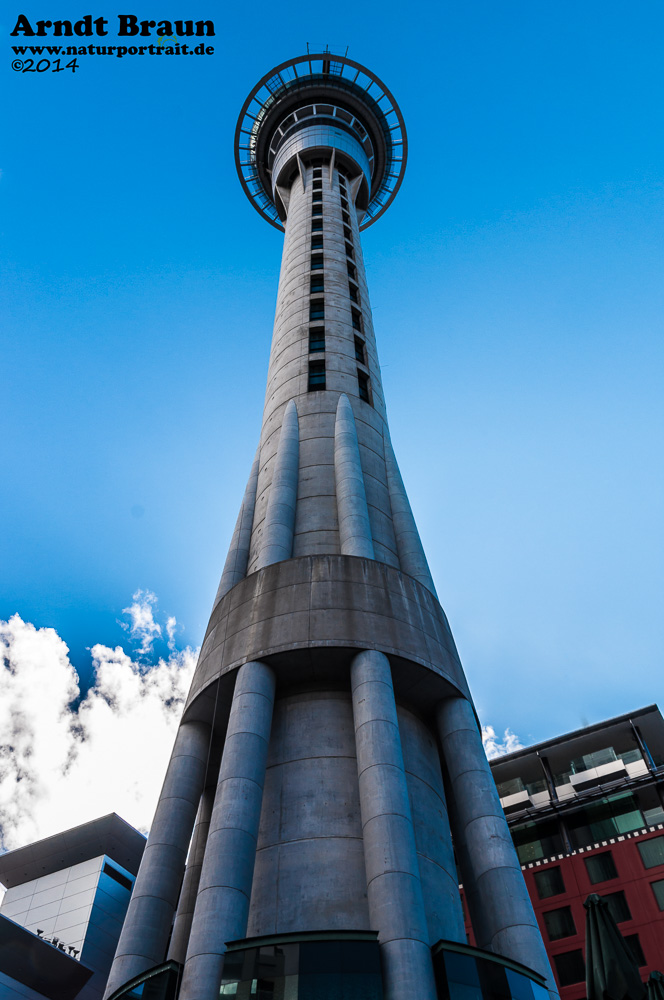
234;51;407;230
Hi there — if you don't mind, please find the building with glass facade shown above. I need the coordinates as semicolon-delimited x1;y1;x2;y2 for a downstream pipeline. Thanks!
0;813;145;1000
480;705;664;997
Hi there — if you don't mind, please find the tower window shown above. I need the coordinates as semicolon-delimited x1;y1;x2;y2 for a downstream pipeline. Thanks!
343;225;352;241
309;327;325;352
310;299;324;321
342;211;351;226
313;191;322;203
347;262;356;280
312;166;323;176
354;337;365;363
311;235;323;250
312;204;323;217
313;179;322;190
341;196;349;210
542;906;576;941
308;359;325;390
357;370;370;403
311;254;324;270
349;283;359;303
310;275;324;294
312;219;323;232
585;851;618;884
345;242;354;259
351;308;362;332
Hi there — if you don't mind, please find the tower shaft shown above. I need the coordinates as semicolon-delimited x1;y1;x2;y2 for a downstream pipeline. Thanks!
104;53;558;1000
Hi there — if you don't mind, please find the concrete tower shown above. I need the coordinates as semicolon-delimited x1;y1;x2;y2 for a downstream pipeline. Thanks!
104;53;559;1000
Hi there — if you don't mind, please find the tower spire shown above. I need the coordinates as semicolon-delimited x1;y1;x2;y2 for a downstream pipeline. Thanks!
104;53;559;1000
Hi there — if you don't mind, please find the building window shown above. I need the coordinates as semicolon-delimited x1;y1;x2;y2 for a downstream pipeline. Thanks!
309;327;325;353
543;906;576;941
624;934;646;966
313;179;322;190
312;191;322;204
310;275;324;294
534;866;565;900
312;203;323;217
347;262;356;280
345;242;354;259
357;370;370;402
343;225;352;242
651;879;664;910
601;890;631;923
309;299;324;321
638;835;664;869
308;359;325;391
102;862;133;891
313;167;322;178
340;196;349;210
311;254;324;270
351;308;362;332
553;950;585;987
349;283;359;303
342;211;351;226
354;337;365;363
511;819;564;864
584;851;618;884
568;791;644;847
312;219;323;232
311;235;323;250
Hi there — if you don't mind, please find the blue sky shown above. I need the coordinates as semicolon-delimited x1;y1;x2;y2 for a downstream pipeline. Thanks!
2;0;663;752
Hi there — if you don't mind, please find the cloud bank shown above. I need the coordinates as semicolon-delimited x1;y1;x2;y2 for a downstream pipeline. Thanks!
0;593;197;852
482;724;524;759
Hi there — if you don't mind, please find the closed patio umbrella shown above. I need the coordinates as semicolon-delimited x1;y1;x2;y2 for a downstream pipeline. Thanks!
646;971;664;1000
584;893;646;1000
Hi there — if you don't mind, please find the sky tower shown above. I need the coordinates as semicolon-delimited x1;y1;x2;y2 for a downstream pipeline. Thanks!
104;52;559;1000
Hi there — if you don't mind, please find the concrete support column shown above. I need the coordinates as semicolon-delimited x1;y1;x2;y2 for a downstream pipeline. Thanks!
436;696;558;999
335;393;375;558
166;785;215;965
103;720;211;998
213;447;260;608
384;434;437;597
256;400;299;569
179;661;276;1000
350;649;437;1000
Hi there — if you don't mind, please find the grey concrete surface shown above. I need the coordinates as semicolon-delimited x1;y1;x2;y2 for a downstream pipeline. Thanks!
334;393;375;558
179;661;276;1000
166;785;215;965
103;720;210;998
436;696;559;999
256;400;299;569
213;448;260;609
350;649;437;1000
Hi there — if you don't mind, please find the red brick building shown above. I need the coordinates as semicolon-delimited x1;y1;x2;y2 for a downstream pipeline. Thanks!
467;706;664;994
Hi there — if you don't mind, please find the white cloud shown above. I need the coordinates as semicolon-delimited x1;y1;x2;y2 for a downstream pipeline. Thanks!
482;724;524;759
166;616;178;651
0;598;198;853
120;589;162;655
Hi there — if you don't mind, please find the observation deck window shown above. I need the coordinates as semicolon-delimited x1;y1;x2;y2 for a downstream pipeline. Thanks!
311;255;324;270
310;299;325;321
309;327;325;352
316;104;333;115
335;109;352;124
296;105;314;119
357;370;370;403
308;360;325;391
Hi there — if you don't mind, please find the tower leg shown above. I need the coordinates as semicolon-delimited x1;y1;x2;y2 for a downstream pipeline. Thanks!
350;649;437;1000
167;785;215;964
103;720;211;998
436;696;559;999
178;661;276;1000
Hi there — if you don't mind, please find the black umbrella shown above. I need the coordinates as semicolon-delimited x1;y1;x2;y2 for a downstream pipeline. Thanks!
646;971;664;1000
584;893;646;1000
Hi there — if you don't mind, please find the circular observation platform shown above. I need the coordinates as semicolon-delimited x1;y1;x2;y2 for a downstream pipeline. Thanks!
235;52;407;231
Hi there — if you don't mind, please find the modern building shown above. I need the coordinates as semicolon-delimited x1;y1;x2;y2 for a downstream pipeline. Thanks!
0;813;145;1000
483;705;664;997
103;52;559;1000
